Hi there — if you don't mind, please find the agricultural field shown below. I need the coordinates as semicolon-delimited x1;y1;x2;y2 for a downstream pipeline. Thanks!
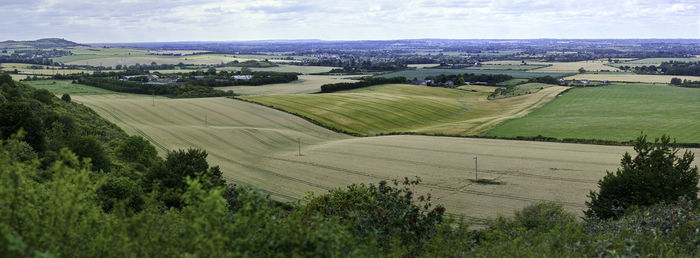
0;62;96;75
608;57;700;68
377;69;572;80
70;93;700;219
487;83;700;143
485;60;622;72
564;73;700;84
216;65;340;74
242;84;568;135
466;64;547;71
220;75;361;95
25;80;114;95
488;83;554;99
407;64;439;69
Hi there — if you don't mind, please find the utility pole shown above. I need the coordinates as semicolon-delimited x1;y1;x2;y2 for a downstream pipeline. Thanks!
474;156;478;180
205;113;208;127
152;91;155;106
297;138;302;156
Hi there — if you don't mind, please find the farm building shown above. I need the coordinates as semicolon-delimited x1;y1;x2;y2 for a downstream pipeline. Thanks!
410;79;434;86
232;75;253;80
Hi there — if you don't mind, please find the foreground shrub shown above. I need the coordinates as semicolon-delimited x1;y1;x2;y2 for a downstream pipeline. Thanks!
586;134;699;219
303;177;445;255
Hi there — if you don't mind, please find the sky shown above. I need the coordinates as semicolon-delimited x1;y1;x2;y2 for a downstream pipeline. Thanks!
1;0;698;43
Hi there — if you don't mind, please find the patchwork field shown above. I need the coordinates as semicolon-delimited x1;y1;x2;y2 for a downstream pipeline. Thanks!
0;62;98;75
69;93;700;219
242;84;568;135
377;69;572;80
564;73;700;84
220;75;361;95
487;83;700;143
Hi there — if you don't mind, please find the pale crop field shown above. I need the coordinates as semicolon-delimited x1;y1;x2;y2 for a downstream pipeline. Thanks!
71;93;700;219
407;64;440;69
528;60;621;72
0;62;100;75
243;84;569;136
609;57;700;68
216;65;340;74
219;75;361;95
564;73;700;84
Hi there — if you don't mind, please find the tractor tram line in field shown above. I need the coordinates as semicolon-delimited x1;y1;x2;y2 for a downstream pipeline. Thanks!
73;92;659;218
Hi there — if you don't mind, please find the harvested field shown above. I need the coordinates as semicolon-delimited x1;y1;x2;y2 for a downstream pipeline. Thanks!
377;69;572;80
72;93;700;219
564;73;700;84
220;75;361;95
242;84;569;135
487;83;700;143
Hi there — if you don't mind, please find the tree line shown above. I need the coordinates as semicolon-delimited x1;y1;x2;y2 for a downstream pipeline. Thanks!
320;77;407;93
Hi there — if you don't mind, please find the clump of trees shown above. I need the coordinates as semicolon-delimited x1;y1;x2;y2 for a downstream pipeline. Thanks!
586;135;699;219
76;77;233;98
320;77;407;93
424;73;513;87
670;77;700;88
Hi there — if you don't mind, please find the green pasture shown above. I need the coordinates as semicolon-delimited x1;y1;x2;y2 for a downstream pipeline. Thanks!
377;69;572;80
487;83;700;143
25;80;114;95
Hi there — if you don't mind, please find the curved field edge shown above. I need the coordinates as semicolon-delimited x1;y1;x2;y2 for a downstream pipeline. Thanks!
240;84;570;137
486;84;700;145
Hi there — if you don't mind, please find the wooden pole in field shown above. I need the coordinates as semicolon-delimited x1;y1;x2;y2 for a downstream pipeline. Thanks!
298;138;302;156
205;113;208;127
474;156;478;180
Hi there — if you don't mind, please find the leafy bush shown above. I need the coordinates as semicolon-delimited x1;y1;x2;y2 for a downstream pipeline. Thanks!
302;177;445;255
586;135;699;219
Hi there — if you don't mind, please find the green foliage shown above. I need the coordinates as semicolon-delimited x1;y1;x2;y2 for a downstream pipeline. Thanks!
147;148;225;207
115;135;159;170
303;177;445;255
61;94;71;102
67;135;111;172
586;134;699;219
96;173;145;213
31;89;53;104
0;102;46;152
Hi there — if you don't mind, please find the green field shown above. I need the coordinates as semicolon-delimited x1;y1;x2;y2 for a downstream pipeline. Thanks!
25;80;114;95
377;69;572;80
487;83;700;143
242;83;568;136
488;83;554;99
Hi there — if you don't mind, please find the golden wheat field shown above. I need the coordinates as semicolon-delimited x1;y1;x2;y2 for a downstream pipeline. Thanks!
71;94;700;219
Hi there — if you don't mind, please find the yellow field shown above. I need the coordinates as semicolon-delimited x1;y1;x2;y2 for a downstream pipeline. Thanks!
407;64;439;68
564;74;700;84
72;94;700;219
216;65;340;74
220;75;361;95
243;84;569;135
484;60;620;72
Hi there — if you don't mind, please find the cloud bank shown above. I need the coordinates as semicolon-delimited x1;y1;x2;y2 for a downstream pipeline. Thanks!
1;0;698;43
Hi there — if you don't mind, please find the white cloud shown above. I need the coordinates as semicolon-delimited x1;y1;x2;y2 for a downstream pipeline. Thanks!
0;0;697;42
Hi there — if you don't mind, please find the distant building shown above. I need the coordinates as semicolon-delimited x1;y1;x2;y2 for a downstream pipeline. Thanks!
473;82;488;85
193;76;205;80
232;75;253;80
410;79;434;86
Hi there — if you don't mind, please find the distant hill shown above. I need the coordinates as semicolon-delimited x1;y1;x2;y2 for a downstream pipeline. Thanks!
0;38;84;49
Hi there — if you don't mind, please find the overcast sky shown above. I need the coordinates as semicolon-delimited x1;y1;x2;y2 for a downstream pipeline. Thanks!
1;0;698;43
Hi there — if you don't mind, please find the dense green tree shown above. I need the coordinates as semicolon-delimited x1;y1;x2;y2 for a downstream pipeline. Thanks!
586;135;699;219
32;89;53;104
0;102;45;152
115;136;159;169
68;135;111;172
60;93;71;102
96;174;145;213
